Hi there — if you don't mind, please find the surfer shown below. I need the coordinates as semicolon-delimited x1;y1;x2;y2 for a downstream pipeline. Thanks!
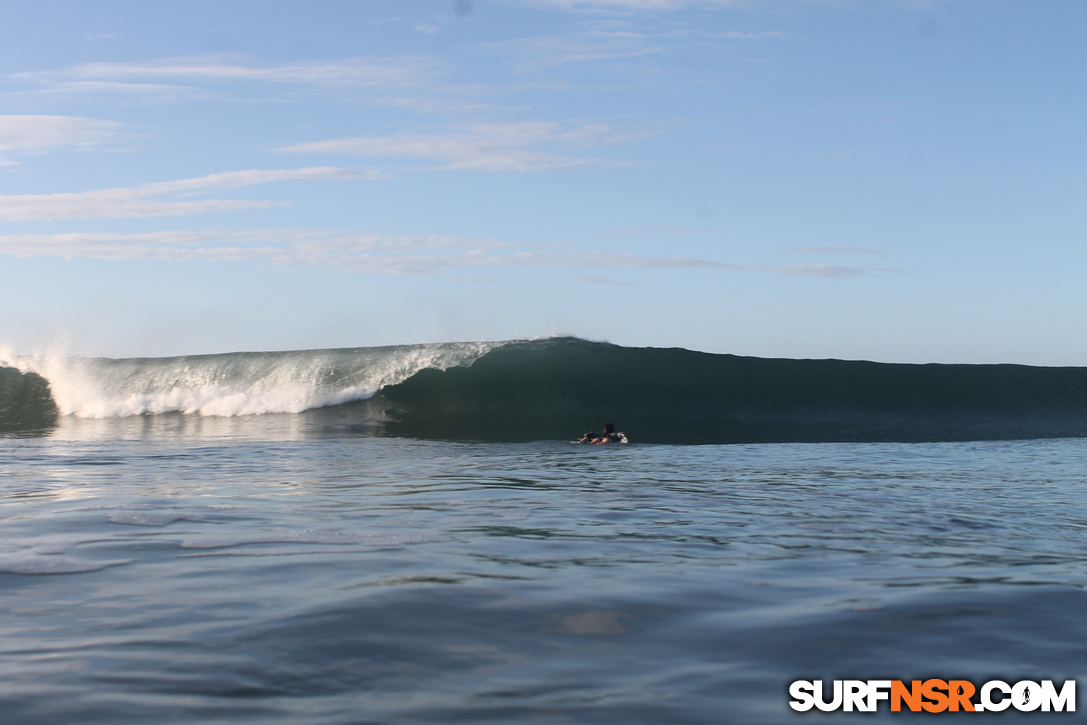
578;423;628;444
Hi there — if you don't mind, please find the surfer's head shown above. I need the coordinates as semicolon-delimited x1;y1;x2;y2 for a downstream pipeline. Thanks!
603;423;615;434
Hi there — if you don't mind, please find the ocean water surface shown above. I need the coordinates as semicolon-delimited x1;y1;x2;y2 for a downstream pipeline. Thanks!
1;340;1085;723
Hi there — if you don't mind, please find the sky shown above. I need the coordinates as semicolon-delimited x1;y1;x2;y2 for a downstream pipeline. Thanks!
1;0;1084;364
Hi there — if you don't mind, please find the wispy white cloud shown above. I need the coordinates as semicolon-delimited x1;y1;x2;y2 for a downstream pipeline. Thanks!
0;115;119;162
517;0;930;10
490;30;662;68
604;224;721;238
10;54;504;117
515;0;741;10
0;230;503;264
276;122;635;172
0;167;362;221
450;274;504;283
570;274;636;286
486;23;783;75
766;264;869;279
717;30;786;40
0;228;872;279
783;246;886;256
19;55;441;90
31;81;203;100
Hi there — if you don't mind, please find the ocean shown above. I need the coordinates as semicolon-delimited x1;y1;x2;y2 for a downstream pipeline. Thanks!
1;338;1084;723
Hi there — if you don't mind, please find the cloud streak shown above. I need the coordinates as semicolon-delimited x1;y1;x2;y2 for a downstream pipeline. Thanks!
783;246;886;256
517;0;924;11
570;274;636;286
604;224;721;238
277;122;634;172
515;0;741;10
0;228;871;279
489;30;662;68
9;55;497;114
30;81;203;100
22;55;441;89
0;168;361;221
9;56;448;108
0;115;119;163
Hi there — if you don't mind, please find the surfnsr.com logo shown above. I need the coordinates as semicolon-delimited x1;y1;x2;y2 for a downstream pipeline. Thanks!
789;679;1076;713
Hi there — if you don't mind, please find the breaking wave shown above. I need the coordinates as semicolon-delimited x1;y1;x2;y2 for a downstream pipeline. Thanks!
0;341;499;420
5;337;1087;443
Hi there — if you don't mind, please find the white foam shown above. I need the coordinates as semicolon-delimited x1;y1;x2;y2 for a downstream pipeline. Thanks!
3;341;503;419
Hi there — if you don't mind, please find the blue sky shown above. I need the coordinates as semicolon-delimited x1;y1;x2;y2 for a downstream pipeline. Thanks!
1;0;1084;364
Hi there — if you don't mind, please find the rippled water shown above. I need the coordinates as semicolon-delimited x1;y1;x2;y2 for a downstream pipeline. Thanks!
1;429;1085;723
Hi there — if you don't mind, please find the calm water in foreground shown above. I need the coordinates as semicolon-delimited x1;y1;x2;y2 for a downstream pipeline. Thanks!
1;420;1085;723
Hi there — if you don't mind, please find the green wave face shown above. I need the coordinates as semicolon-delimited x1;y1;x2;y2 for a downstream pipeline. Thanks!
377;338;1087;444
